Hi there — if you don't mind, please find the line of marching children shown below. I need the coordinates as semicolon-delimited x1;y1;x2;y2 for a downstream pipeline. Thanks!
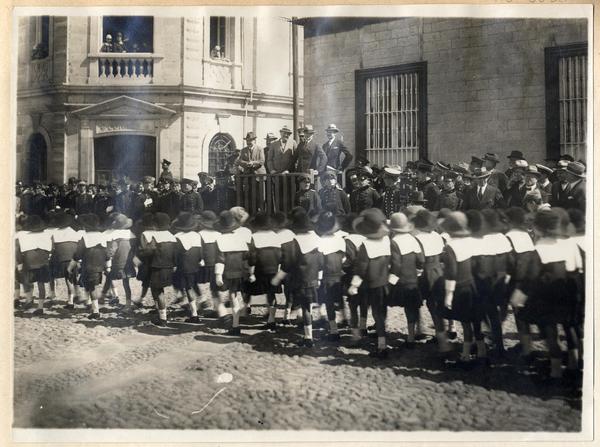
15;204;585;381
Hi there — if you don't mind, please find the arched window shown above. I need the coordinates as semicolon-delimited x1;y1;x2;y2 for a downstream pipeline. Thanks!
26;133;47;184
208;133;237;175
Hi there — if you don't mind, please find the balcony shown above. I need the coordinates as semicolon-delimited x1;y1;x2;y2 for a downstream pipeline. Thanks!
87;53;164;85
203;58;242;89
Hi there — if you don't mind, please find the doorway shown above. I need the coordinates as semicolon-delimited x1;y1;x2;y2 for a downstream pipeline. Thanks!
94;134;156;184
25;133;47;184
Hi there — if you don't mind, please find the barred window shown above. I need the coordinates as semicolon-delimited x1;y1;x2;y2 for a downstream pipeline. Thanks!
356;62;427;167
545;43;588;162
208;133;237;175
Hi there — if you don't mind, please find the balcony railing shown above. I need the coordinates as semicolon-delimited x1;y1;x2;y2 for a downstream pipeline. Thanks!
88;53;163;84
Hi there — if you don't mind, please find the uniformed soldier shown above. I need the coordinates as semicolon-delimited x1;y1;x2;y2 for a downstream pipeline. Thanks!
318;170;350;216
180;178;204;215
140;176;159;213
294;173;321;214
416;160;441;211
156;179;180;219
438;171;460;211
159;159;174;182
349;168;381;213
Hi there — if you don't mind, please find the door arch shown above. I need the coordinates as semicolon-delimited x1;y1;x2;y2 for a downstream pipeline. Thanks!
208;132;237;175
25;133;48;184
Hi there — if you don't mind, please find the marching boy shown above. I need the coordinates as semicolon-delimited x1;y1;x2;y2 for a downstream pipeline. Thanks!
103;213;136;308
196;211;222;316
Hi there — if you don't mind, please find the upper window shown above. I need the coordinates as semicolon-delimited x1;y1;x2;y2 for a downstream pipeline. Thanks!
545;43;588;162
101;16;154;53
210;17;228;60
355;62;427;167
31;16;50;60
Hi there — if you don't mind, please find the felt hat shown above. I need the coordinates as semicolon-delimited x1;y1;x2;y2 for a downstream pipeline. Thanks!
470;156;484;167
279;125;292;134
230;206;249;225
465;209;488;237
197;210;218;230
172;212;198;232
404;204;426;220
154;212;172;231
416;160;434;172
565;161;585;178
54;211;75;229
533;209;562;237
161;159;171;166
215;170;229;179
303;124;316;134
325;123;340;133
568;208;585;234
413;209;437;232
265;132;277;141
383;165;402;177
440;211;471;237
77;213;102;232
340;212;358;233
24;214;46;232
245;131;257;141
469;166;492;179
535;164;553;176
271;211;288;230
110;213;133;230
505;207;529;230
559;154;575;162
289;208;314;233
409;190;427;204
435;161;452;171
138;212;157;232
316;211;339;236
483;153;500;164
389;212;413;233
251;212;272;232
352;208;389;239
482;209;507;233
215;210;241;233
507;150;525;160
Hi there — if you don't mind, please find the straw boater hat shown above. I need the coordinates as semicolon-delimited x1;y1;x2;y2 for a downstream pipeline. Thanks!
468;166;492;179
251;212;272;232
154;213;172;231
197;210;218;230
110;213;133;230
524;165;541;177
383;165;402;177
504;207;529;231
215;210;240;233
435;161;452;172
533;209;562;237
279;125;292;134
24;215;46;232
389;212;414;233
353;208;389;239
265;132;277;142
440;211;471;238
77;213;102;232
535;164;553;176
172;212;198;232
303;124;316;134
289;208;314;233
230;206;249;225
315;211;339;236
513;159;529;170
325;124;340;133
413;209;437;232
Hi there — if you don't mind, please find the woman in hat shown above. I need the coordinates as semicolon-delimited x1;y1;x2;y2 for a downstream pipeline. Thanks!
512;210;572;382
295;174;321;214
388;212;424;348
16;215;52;314
315;210;347;341
101;213;136;308
49;211;83;309
196;210;223;317
272;208;323;347
347;208;391;358
138;212;179;327
440;211;480;364
172;212;203;324
504;207;537;360
214;210;250;336
68;214;109;320
480;209;513;358
247;212;282;330
412;210;451;352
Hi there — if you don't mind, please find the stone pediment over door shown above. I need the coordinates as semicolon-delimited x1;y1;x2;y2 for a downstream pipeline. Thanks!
71;95;177;121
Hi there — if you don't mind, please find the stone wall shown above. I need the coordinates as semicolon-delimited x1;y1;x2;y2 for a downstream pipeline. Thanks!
303;18;587;169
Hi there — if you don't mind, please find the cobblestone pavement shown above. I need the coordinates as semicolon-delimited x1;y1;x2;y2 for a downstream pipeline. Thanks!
13;282;582;431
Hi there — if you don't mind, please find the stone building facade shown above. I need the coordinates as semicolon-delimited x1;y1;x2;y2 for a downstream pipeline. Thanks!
17;15;303;184
301;18;588;170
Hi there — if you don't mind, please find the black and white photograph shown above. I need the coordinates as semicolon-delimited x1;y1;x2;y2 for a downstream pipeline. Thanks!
10;4;593;443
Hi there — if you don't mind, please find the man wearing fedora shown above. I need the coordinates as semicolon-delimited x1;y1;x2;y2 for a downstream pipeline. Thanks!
159;159;174;182
263;132;277;169
237;131;266;175
482;153;508;194
561;161;586;212
505;150;526;181
505;162;541;208
461;167;505;210
416;160;440;211
266;125;297;174
322;124;353;172
294;124;327;175
536;164;554;203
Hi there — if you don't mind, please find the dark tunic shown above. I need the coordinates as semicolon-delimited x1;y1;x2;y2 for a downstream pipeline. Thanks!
73;233;110;291
380;185;404;218
319;186;350;216
215;231;249;293
180;191;204;215
295;189;321;214
247;230;281;295
281;232;323;307
389;233;424;308
438;189;460;211
350;186;381;214
442;236;478;322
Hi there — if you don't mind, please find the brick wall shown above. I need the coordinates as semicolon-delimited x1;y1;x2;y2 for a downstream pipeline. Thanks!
303;18;587;170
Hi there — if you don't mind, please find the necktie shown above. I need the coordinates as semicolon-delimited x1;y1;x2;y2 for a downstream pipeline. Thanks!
477;187;483;200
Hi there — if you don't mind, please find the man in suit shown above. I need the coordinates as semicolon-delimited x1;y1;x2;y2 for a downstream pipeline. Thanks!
482;152;509;194
322;124;353;172
535;164;554;204
562;161;586;212
263;133;277;171
294;124;327;175
266;125;297;174
506;164;544;208
236;131;266;175
461;167;505;210
505;150;526;181
416;160;440;211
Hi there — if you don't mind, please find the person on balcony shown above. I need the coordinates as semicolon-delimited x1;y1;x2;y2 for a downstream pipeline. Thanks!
294;124;327;175
100;34;113;53
263;133;277;171
266;125;297;174
322;124;353;173
113;32;127;53
236;132;266;175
